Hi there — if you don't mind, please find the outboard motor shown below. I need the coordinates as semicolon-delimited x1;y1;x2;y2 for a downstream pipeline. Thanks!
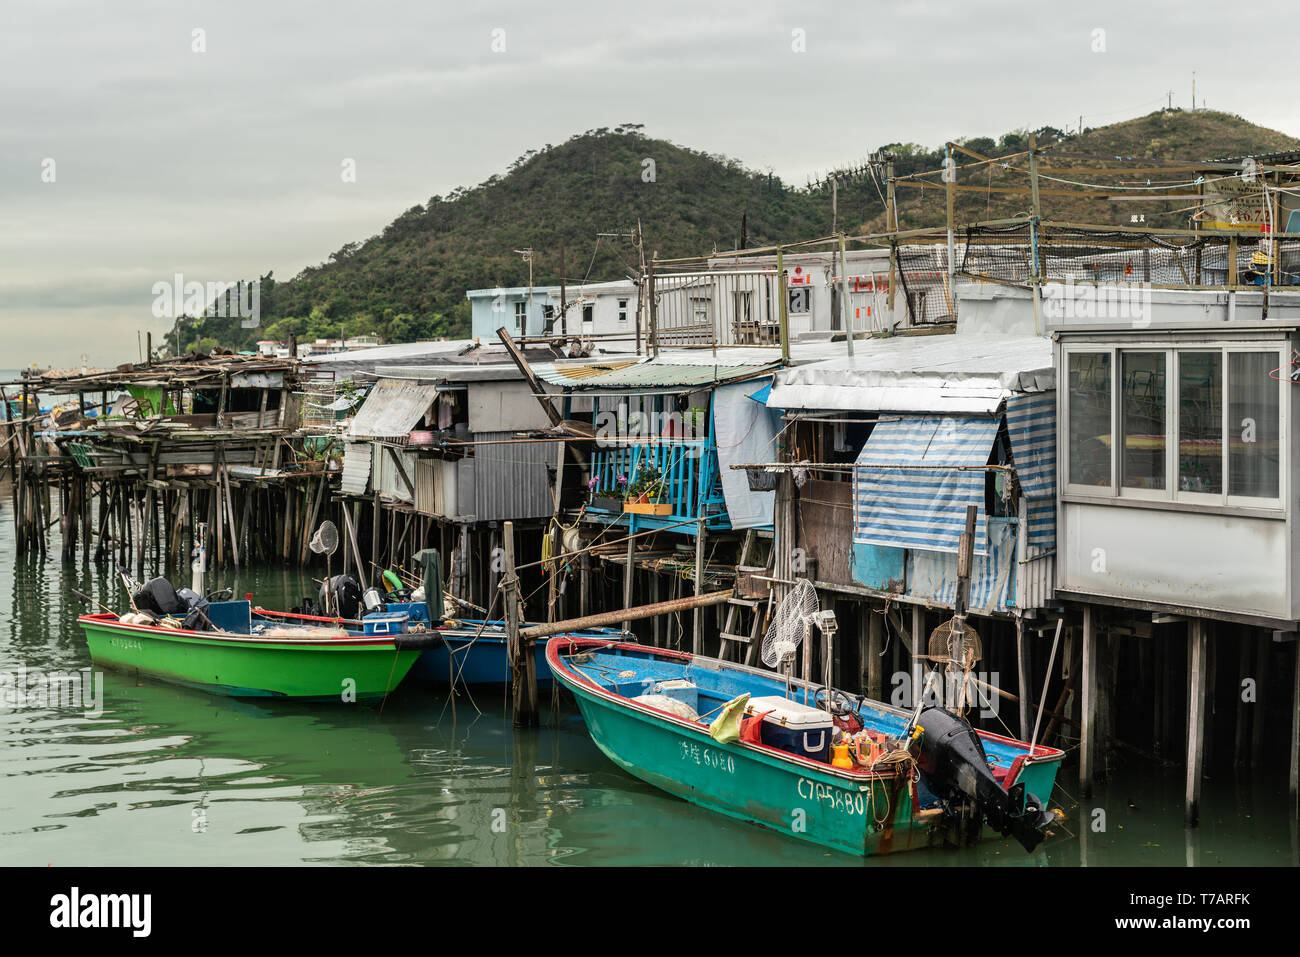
915;706;1055;853
177;587;211;631
316;574;362;620
132;577;186;616
361;587;387;615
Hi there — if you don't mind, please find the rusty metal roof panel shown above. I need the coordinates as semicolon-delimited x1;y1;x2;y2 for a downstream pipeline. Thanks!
534;359;778;390
347;381;438;439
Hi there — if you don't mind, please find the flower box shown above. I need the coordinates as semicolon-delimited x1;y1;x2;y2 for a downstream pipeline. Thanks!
590;496;623;512
623;501;672;515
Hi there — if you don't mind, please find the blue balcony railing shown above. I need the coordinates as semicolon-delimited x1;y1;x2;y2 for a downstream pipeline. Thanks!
587;439;728;531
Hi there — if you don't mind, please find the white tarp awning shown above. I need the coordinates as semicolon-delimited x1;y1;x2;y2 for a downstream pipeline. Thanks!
768;334;1053;413
713;379;781;529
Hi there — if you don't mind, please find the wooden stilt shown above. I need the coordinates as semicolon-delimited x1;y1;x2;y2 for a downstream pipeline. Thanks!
1186;618;1208;827
503;520;537;727
1080;606;1096;798
579;549;591;620
370;494;380;588
1234;632;1250;767
1015;615;1031;740
865;604;883;702
1251;634;1268;767
1203;629;1217;768
622;517;636;633
692;520;705;655
911;605;924;710
1290;638;1299;812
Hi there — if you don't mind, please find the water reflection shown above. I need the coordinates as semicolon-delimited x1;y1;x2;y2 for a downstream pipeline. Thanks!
1;543;1295;866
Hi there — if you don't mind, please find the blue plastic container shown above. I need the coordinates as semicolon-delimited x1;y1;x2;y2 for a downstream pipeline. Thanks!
385;601;432;626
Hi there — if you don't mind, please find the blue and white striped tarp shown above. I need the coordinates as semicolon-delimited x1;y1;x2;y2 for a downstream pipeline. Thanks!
853;415;1000;555
1003;392;1056;550
907;518;1018;612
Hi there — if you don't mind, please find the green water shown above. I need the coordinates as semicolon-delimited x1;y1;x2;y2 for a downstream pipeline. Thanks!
1;540;1296;866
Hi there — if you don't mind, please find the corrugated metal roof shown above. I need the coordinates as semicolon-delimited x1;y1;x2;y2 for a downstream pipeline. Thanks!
535;358;779;390
341;442;372;496
470;430;554;521
348;382;439;439
539;359;640;382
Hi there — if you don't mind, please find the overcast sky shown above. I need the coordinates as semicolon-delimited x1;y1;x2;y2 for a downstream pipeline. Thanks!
3;0;1297;368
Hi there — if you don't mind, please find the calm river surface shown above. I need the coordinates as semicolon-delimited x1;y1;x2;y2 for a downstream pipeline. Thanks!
1;530;1296;866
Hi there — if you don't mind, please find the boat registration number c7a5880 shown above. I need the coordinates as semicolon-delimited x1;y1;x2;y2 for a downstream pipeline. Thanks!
797;777;866;816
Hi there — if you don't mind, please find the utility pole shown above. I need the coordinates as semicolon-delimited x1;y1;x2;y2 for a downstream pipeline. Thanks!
839;232;853;357
558;240;567;336
515;247;534;335
636;220;646;354
945;143;956;283
882;153;898;321
777;246;789;364
831;176;838;236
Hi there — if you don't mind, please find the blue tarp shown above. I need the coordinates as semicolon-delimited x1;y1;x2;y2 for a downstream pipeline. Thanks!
1003;392;1056;550
853;415;1000;555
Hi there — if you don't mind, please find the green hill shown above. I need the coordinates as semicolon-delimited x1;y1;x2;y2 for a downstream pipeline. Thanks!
170;126;831;352
170;110;1299;353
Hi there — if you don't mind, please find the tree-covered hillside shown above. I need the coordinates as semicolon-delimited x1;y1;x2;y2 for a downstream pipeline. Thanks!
167;110;1300;354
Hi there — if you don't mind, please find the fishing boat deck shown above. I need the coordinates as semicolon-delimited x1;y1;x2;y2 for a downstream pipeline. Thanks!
560;642;1058;782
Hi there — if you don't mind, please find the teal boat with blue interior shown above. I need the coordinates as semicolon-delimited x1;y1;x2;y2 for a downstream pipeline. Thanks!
548;637;1064;858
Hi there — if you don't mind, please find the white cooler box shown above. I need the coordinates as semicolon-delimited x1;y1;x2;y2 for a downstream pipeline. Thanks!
746;695;832;761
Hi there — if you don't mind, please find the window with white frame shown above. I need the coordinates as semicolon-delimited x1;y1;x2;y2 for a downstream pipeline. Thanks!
787;287;811;314
1064;342;1285;507
618;298;629;322
514;300;527;332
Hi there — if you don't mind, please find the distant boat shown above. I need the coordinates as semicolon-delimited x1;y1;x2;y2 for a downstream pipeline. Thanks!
78;599;438;699
548;637;1064;857
408;614;628;686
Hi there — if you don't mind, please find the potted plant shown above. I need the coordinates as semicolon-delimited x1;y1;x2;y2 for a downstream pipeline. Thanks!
588;475;625;512
623;465;671;515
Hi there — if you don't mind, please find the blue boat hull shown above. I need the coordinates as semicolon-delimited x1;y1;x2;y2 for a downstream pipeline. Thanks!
412;633;553;686
409;622;628;686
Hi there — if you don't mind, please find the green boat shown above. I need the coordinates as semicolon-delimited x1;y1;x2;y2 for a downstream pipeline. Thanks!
78;605;437;700
548;637;1064;858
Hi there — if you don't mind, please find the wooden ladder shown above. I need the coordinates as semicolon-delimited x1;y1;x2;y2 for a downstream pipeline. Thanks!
719;529;773;664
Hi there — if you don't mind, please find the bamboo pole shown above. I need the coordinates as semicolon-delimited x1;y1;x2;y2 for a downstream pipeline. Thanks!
520;588;734;641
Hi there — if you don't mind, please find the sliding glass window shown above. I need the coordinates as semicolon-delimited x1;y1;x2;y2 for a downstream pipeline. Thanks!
1064;343;1284;509
1067;351;1112;487
1228;351;1280;500
1120;351;1166;491
1177;351;1222;495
